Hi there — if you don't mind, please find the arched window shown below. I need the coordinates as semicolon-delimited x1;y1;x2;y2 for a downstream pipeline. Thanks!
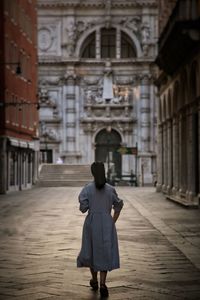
121;32;136;58
81;32;96;58
101;28;116;58
80;28;137;59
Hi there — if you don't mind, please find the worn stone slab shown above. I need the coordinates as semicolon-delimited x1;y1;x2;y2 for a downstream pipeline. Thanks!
0;187;200;300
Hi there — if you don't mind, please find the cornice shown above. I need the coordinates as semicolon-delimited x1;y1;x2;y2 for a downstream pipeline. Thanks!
38;0;158;9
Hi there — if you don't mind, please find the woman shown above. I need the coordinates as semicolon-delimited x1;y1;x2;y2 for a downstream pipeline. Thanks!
77;162;123;298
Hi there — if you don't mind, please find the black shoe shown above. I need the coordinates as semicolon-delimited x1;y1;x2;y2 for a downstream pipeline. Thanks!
100;284;109;298
90;279;98;291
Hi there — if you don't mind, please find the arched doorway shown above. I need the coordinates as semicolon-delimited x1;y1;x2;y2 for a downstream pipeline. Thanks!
95;129;122;178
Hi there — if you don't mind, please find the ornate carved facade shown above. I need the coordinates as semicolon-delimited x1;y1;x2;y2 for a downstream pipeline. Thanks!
38;0;158;185
156;0;200;205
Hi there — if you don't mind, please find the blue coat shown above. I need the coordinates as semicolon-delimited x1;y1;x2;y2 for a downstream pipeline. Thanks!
77;182;123;272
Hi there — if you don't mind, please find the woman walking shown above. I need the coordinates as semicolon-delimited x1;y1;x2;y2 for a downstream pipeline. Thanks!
77;162;123;298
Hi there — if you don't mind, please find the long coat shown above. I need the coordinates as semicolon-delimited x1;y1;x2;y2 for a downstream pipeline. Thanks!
77;182;123;272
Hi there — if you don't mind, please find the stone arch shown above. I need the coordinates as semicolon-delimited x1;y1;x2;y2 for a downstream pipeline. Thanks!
118;26;142;57
75;25;142;58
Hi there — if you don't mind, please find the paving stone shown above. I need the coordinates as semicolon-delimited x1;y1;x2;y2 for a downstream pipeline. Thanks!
0;187;200;299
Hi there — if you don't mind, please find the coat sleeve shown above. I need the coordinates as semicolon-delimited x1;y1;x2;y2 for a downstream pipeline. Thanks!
112;188;124;213
78;186;89;213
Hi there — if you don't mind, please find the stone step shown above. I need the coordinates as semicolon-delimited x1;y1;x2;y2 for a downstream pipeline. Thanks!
37;180;91;187
38;164;93;187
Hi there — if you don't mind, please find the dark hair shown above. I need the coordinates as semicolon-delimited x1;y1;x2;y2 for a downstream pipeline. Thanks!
91;162;106;189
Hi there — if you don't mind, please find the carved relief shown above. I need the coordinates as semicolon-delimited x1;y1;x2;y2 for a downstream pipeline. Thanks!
38;27;53;51
38;25;58;53
63;19;97;57
141;22;151;56
119;16;141;34
40;121;60;141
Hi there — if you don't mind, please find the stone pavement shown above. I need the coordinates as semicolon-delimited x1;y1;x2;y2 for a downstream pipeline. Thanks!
0;187;200;300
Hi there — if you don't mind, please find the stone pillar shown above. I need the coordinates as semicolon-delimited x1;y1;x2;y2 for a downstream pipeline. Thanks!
156;124;163;192
139;74;153;184
162;122;168;192
0;137;7;194
140;74;150;152
172;116;179;194
167;119;173;193
179;112;187;194
198;103;200;197
186;108;193;200
188;106;200;203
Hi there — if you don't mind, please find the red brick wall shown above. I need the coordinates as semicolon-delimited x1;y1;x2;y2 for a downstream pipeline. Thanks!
0;0;38;141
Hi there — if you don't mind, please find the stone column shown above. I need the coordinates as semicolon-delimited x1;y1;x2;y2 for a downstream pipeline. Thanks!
156;124;163;192
0;137;7;194
186;108;193;200
172;116;179;195
179;112;187;194
167;119;173;194
162;121;168;192
139;74;153;184
140;74;150;152
189;106;200;203
198;103;200;196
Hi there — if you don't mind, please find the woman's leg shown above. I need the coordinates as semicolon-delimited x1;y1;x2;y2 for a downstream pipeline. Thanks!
100;271;109;297
89;268;98;291
90;268;98;282
100;271;107;286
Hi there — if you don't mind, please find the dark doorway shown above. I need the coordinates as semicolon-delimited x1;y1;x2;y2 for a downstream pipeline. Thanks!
95;129;122;177
40;150;53;163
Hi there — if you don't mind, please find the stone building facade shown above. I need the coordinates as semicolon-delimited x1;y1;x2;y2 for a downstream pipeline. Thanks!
156;0;200;205
37;0;158;185
0;0;39;194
